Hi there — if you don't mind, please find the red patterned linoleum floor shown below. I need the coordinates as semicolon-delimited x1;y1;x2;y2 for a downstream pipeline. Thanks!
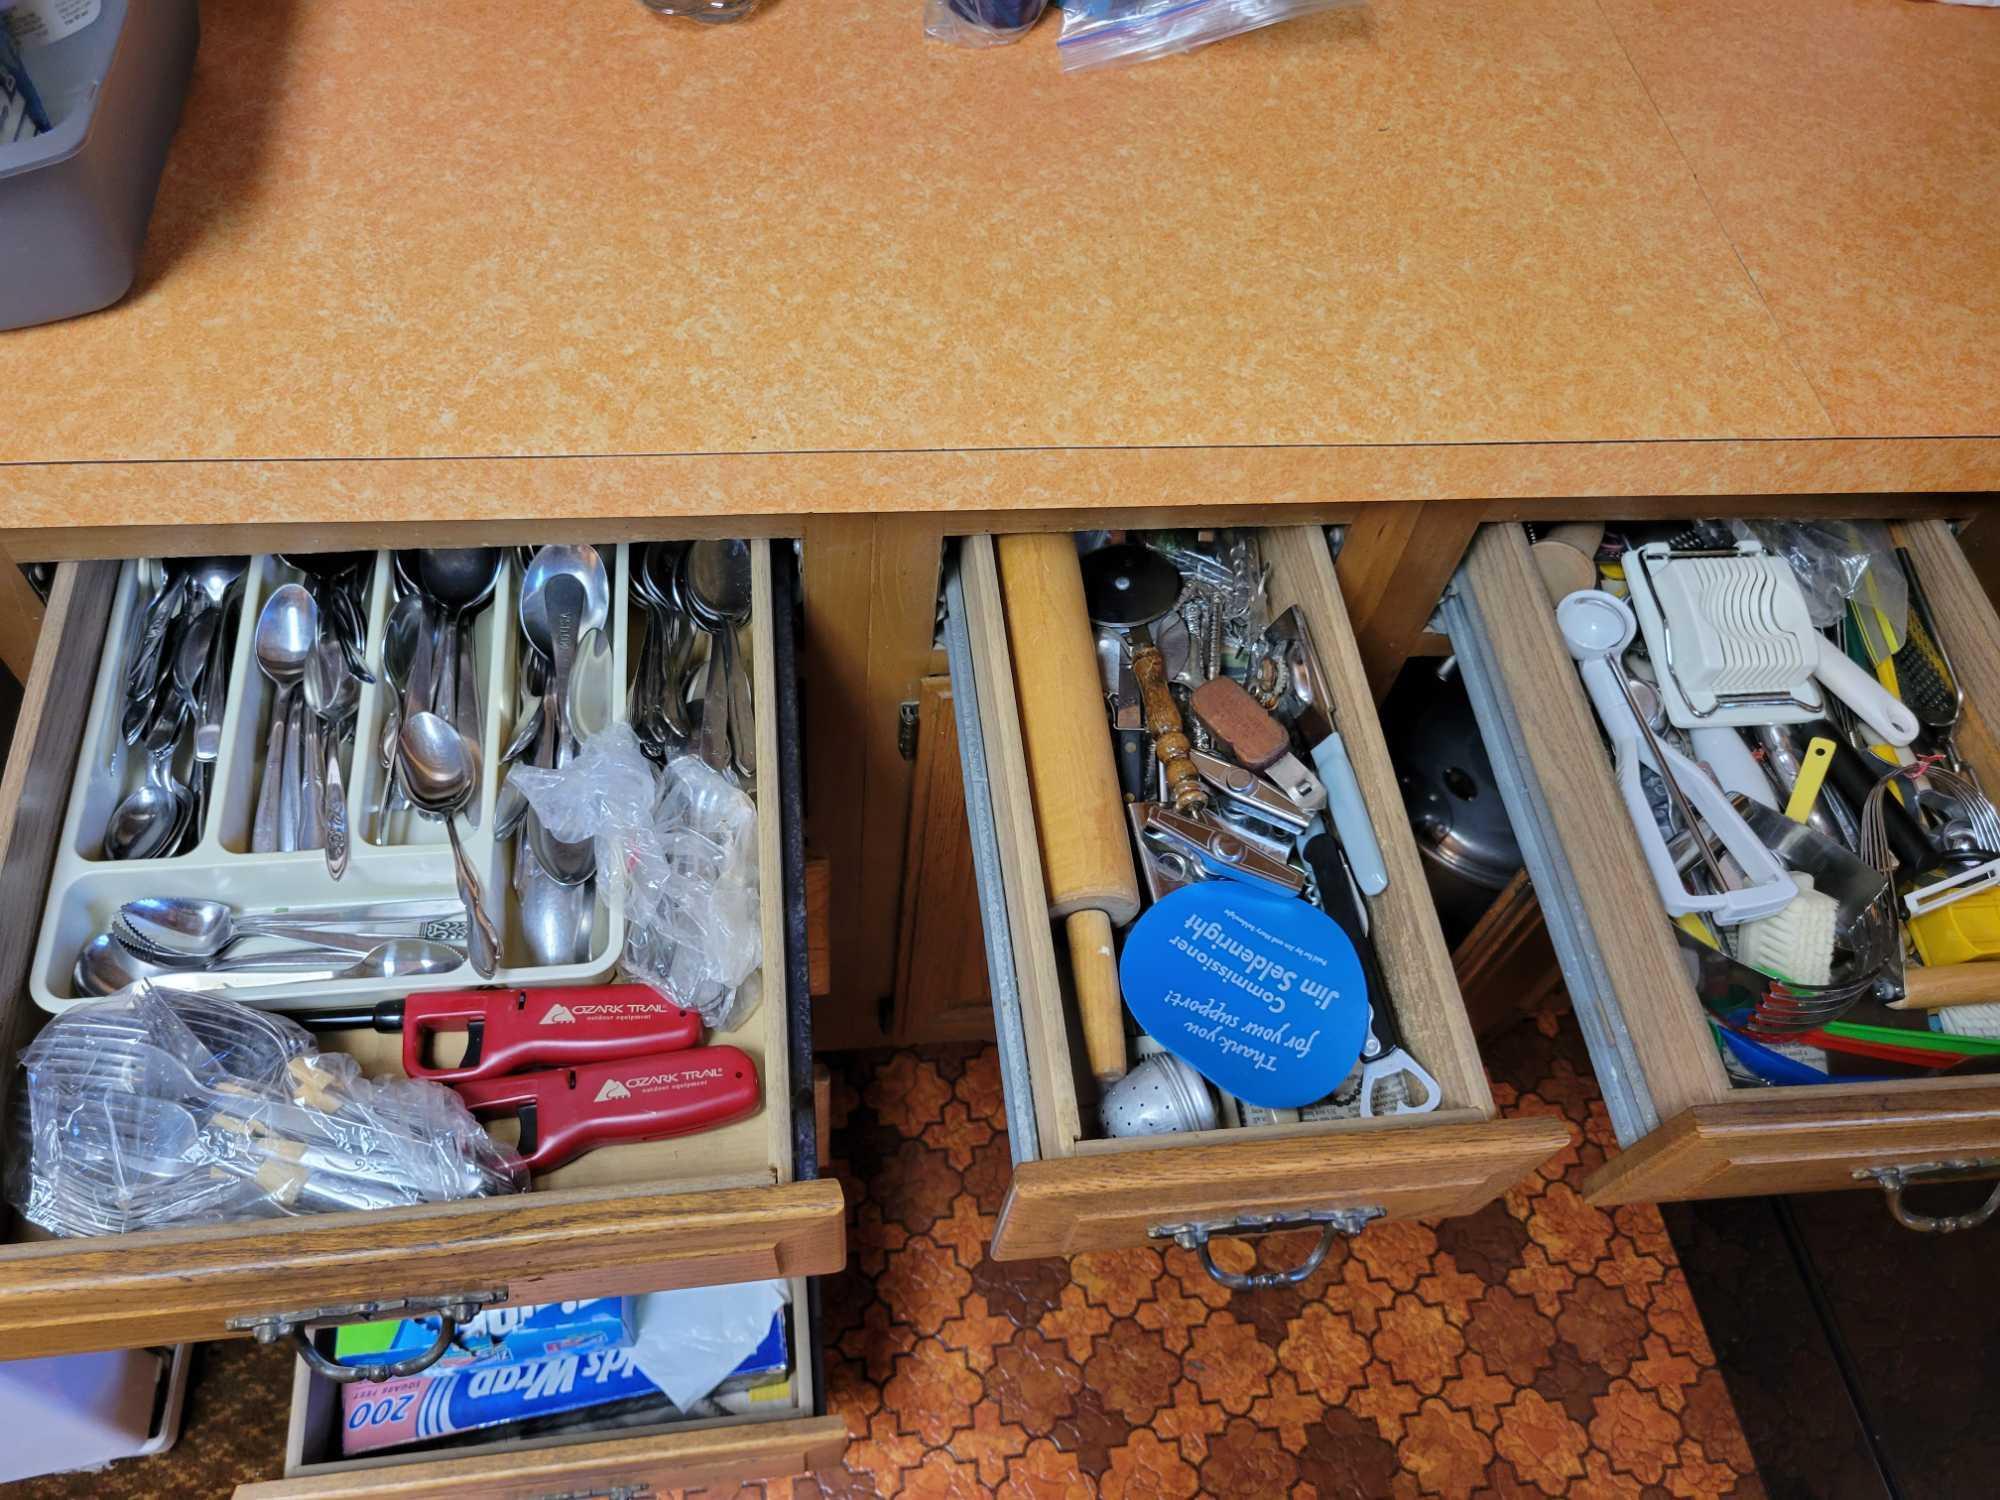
801;1012;1762;1500
4;1007;1762;1499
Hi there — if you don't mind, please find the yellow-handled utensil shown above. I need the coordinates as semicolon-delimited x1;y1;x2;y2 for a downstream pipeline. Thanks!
1784;737;1836;824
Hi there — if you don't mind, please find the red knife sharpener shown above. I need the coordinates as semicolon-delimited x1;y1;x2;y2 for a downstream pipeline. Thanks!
395;986;703;1083
451;1046;762;1173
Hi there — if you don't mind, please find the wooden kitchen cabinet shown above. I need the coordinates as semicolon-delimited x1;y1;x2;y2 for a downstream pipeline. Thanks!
0;0;1992;1484
891;675;1000;1046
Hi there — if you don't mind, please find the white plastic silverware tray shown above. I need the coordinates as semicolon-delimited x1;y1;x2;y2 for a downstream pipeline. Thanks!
25;546;665;1014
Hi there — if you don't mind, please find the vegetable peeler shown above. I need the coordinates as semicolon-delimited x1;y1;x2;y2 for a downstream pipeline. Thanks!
452;1046;762;1173
302;985;703;1084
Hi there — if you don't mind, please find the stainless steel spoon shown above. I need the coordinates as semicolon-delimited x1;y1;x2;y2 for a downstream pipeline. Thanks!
103;708;190;861
518;549;609;886
250;583;319;854
184;557;249;762
169;608;217;724
683;540;753;778
518;546;610;666
305;640;359;879
379;592;426;766
655;545;704;746
74;932;464;997
117;896;461;960
514;840;594;968
398;712;501;978
520;576;595;886
566;626;616;743
417;548;504;745
374;591;429;843
279;550;376;680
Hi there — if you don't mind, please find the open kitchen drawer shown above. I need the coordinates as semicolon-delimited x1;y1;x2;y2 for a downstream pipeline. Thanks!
1446;520;2000;1217
944;528;1571;1283
0;541;846;1369
233;1278;837;1498
239;1415;842;1500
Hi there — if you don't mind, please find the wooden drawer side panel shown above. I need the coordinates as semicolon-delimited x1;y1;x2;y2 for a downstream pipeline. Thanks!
0;562;115;1131
958;535;1085;1157
1264;526;1493;1112
1456;526;1729;1119
1902;519;2000;785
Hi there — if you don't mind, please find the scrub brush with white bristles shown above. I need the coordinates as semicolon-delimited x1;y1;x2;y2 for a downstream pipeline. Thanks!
1733;872;1839;987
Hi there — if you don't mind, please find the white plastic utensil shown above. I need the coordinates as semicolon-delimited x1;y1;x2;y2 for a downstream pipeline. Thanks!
1687;726;1779;811
1623;542;1919;746
1558;590;1798;927
1808;637;1920;747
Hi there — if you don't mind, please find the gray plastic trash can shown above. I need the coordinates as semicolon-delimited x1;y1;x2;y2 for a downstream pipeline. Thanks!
0;0;200;331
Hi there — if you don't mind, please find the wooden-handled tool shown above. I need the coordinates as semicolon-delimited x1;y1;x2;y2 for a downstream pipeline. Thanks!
1078;542;1207;817
1130;624;1207;814
1190;675;1327;813
1889;963;2000;1011
997;534;1143;1084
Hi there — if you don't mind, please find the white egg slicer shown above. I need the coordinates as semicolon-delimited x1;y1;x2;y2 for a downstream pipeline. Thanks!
1621;541;1919;749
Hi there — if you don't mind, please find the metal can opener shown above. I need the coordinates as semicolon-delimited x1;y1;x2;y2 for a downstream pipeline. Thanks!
1131;801;1307;900
1191;748;1316;832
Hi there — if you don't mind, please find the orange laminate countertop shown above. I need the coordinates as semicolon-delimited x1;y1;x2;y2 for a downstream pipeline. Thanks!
0;0;1995;541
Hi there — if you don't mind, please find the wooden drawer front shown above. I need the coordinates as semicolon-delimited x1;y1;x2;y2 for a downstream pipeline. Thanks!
1448;520;2000;1209
994;1122;1580;1260
0;545;844;1358
240;1279;843;1499
947;528;1569;1266
238;1418;847;1500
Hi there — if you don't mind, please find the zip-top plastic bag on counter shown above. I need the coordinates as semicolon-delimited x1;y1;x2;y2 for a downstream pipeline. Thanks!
1056;0;1361;71
926;0;1050;47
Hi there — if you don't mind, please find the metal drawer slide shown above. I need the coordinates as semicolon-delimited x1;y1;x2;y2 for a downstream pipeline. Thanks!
1441;570;1660;1146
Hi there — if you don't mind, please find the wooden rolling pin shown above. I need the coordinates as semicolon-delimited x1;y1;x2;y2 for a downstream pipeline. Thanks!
1889;963;2000;1011
997;534;1143;1084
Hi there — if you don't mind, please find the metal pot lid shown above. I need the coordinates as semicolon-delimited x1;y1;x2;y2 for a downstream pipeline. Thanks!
1384;667;1522;891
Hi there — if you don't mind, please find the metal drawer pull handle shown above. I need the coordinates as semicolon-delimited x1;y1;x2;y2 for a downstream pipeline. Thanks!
1854;1159;2000;1234
227;1289;509;1384
291;1317;459;1383
1151;1206;1384;1291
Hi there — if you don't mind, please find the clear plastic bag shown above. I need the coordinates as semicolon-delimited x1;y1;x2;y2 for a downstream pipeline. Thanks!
926;0;1049;47
8;986;520;1237
1730;519;1907;635
508;725;763;1030
1056;0;1361;72
630;1279;789;1408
